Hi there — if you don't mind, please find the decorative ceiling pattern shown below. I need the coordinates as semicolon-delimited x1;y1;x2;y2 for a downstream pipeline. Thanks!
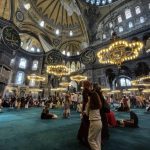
31;0;81;29
0;0;11;20
0;0;130;56
82;0;119;6
15;0;89;55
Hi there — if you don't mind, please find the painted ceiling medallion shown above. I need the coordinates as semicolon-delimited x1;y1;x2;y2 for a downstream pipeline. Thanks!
80;49;96;65
16;11;24;22
47;49;62;65
1;26;21;50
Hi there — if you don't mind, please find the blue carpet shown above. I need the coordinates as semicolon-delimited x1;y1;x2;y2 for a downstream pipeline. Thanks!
0;108;149;150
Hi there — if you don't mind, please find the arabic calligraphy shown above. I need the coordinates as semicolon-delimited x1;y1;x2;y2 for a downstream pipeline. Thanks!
80;49;96;65
47;50;62;65
2;26;21;50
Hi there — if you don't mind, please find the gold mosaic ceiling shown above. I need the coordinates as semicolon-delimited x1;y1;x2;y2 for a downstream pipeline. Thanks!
0;0;124;55
0;0;11;20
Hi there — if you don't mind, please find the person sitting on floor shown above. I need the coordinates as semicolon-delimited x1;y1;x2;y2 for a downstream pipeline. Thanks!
117;111;139;128
116;102;124;112
146;105;150;112
106;110;117;127
41;105;58;119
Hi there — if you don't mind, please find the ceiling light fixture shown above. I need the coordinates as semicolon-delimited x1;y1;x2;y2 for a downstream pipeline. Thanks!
70;75;87;83
27;74;45;82
97;32;143;67
59;82;70;87
47;65;70;76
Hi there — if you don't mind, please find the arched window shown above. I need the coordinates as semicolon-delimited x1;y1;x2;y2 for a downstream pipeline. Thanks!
29;80;35;87
119;26;124;32
135;6;141;15
115;77;131;88
120;78;131;87
71;62;76;72
67;52;70;56
140;17;145;23
109;22;113;28
118;15;122;23
10;58;15;66
19;58;27;69
66;62;71;72
32;60;38;70
125;9;132;19
110;30;113;35
62;50;65;55
129;22;133;28
76;61;81;70
103;34;106;39
15;71;25;85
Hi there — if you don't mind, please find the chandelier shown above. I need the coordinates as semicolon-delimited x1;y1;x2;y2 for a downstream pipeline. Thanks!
142;89;150;93
84;0;119;6
29;88;43;92
101;88;110;91
27;74;45;82
70;75;87;82
97;33;144;67
131;75;150;87
59;81;70;87
47;65;70;76
51;87;67;91
138;75;150;82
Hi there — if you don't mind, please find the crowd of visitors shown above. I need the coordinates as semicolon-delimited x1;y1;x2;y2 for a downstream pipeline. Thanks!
0;80;150;150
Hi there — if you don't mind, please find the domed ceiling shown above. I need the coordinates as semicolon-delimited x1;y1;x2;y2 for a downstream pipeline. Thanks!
0;0;125;56
0;0;11;20
16;0;89;55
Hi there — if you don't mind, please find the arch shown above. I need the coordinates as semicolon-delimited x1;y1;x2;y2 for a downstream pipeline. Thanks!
112;75;131;89
70;61;76;72
119;66;132;77
76;61;81;70
66;62;71;72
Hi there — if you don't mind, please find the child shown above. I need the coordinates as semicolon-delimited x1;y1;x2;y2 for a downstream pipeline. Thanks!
63;95;71;118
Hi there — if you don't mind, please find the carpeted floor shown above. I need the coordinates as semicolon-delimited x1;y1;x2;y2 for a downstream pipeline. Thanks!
0;108;149;150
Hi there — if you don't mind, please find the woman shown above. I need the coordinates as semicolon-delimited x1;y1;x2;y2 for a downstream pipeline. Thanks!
87;89;102;150
93;84;110;141
77;80;91;147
